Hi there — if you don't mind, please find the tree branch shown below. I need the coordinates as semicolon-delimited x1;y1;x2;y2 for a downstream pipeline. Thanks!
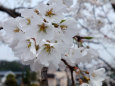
0;5;21;30
112;3;115;11
0;27;3;30
61;59;75;86
0;5;21;18
98;56;115;72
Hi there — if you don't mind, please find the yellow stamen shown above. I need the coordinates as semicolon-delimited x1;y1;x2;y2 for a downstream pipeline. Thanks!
38;23;48;33
28;42;31;48
36;45;39;51
52;23;59;28
43;19;47;22
26;39;31;48
84;76;90;81
44;44;54;54
34;9;39;15
27;18;31;25
14;27;20;32
60;25;67;30
45;8;55;17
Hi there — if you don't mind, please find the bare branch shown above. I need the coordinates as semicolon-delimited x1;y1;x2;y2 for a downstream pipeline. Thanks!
112;3;115;11
61;59;75;86
98;56;115;72
0;5;21;18
0;27;3;30
0;5;21;30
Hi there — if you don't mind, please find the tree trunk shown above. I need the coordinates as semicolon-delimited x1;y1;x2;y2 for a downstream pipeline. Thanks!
40;67;48;86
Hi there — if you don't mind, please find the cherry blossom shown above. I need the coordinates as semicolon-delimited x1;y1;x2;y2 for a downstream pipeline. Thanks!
2;0;106;85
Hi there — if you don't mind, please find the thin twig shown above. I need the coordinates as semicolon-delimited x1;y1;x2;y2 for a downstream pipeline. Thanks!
98;56;115;72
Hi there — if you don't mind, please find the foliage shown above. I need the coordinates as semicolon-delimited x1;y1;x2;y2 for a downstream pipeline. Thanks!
0;61;30;71
30;84;38;86
22;70;37;86
22;70;31;85
4;74;18;86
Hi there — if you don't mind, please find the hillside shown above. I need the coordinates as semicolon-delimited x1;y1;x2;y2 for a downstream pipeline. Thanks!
0;61;30;71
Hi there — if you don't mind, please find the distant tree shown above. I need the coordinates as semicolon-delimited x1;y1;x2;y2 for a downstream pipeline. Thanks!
0;61;30;71
5;74;18;86
22;70;31;86
31;72;37;82
30;84;38;86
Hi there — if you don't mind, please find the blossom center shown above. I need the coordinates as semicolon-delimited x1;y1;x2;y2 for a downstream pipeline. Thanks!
14;27;20;32
35;45;39;51
27;18;31;25
26;39;39;51
60;25;67;30
45;9;55;17
38;23;48;33
34;9;39;15
44;44;54;54
26;39;31;48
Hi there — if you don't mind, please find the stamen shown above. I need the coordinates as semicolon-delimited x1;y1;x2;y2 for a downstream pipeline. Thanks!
34;9;39;15
43;19;47;23
60;25;67;30
45;8;55;17
28;42;31;48
36;45;39;51
27;18;31;25
52;23;59;28
14;27;20;32
38;23;48;33
44;44;54;54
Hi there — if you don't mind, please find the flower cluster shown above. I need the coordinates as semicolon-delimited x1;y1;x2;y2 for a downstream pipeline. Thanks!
79;68;106;86
2;0;106;85
3;0;79;70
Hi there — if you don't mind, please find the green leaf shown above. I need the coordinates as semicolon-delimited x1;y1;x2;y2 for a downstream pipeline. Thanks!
84;37;93;40
60;20;66;23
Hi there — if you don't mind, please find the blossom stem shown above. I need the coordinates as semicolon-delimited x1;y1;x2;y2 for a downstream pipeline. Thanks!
40;67;49;86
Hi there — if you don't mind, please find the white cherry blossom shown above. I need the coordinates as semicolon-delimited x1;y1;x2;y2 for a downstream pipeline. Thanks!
2;1;106;84
89;68;106;86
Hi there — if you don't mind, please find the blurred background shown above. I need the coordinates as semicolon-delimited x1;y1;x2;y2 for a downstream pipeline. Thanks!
0;0;115;86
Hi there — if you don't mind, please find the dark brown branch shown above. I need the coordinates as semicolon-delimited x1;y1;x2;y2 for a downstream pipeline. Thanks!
112;4;115;11
0;5;21;18
61;59;75;86
70;69;75;86
0;27;3;30
61;59;74;68
0;5;21;30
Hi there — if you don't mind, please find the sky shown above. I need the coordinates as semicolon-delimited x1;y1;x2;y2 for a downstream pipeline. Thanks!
0;43;19;61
